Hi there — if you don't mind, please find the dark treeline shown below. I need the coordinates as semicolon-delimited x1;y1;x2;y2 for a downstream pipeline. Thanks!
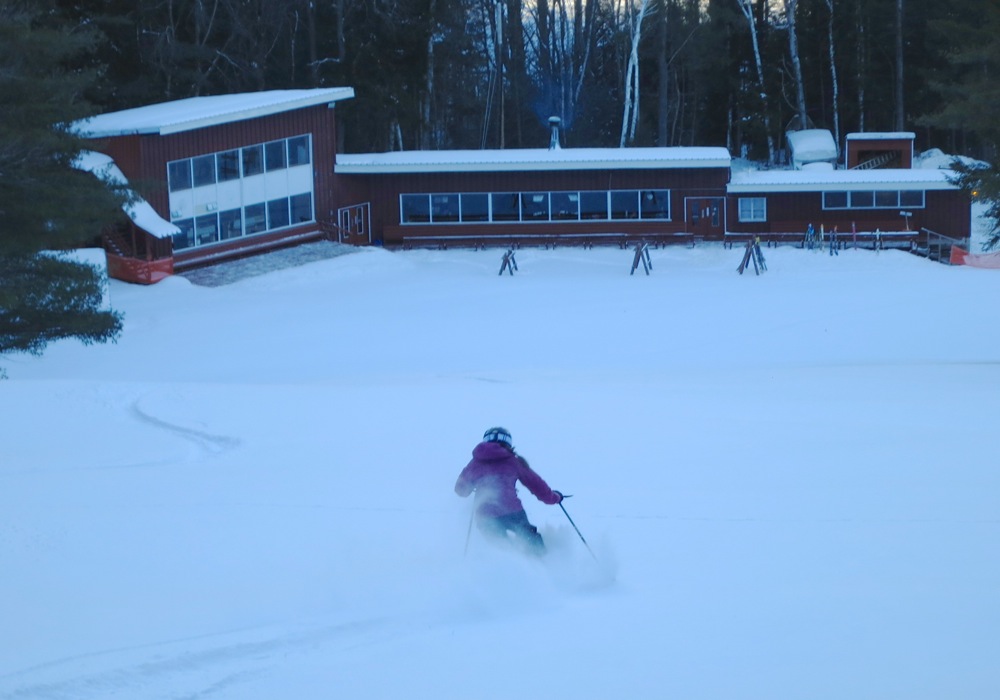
45;0;998;161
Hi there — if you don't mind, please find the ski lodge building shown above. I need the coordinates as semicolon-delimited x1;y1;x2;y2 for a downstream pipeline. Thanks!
74;90;971;284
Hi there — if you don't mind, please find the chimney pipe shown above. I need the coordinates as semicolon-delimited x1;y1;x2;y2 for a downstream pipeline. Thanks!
548;116;562;150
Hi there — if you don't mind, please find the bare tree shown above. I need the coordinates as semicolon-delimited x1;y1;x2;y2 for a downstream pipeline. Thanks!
784;0;806;130
824;0;840;156
895;0;904;130
619;0;652;146
735;0;775;162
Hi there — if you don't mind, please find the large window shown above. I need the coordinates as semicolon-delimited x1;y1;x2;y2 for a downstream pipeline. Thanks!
610;191;639;220
461;193;489;222
399;189;671;225
401;194;430;223
824;189;926;210
640;190;670;219
217;150;241;181
167;135;315;250
738;197;767;222
580;191;609;220
492;193;520;221
431;194;460;222
167;160;192;192
521;192;549;220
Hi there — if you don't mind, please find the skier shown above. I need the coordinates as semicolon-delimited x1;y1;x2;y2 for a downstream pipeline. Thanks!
805;222;815;249
455;427;564;555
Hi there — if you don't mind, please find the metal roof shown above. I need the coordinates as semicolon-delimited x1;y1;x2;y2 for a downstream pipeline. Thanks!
728;167;957;193
334;147;732;174
73;88;355;138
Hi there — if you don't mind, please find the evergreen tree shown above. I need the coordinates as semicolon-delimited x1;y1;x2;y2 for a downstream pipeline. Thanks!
0;0;125;375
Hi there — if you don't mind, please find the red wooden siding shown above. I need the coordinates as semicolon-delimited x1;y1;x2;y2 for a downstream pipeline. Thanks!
333;166;730;246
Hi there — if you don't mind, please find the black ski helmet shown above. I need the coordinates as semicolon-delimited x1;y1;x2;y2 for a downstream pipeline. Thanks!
483;426;513;448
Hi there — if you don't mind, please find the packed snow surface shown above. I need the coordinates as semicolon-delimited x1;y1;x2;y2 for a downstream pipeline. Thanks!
2;238;998;699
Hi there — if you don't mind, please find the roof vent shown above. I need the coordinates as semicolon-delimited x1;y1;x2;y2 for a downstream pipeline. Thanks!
548;116;562;150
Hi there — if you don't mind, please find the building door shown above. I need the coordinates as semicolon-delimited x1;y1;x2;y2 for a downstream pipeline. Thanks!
685;197;725;237
338;203;371;244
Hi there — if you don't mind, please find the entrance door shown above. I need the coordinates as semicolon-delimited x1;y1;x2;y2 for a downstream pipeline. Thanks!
685;197;725;238
337;203;371;244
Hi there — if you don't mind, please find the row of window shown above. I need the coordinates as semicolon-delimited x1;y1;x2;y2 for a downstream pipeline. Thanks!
400;190;671;225
823;190;925;210
172;193;313;250
168;135;311;193
738;190;927;222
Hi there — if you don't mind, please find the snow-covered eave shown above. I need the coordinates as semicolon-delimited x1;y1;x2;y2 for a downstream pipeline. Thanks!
846;131;916;141
73;88;355;139
335;147;732;174
728;169;959;193
73;151;180;239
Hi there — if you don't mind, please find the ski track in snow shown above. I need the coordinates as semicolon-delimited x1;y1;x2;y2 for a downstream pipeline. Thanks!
130;397;241;459
0;619;393;700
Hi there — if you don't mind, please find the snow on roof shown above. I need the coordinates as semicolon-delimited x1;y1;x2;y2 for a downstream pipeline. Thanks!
73;88;355;138
786;129;838;168
846;132;915;141
73;150;180;239
728;167;957;193
335;146;732;174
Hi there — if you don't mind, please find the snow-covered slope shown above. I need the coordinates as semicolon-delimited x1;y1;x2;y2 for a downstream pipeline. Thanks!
2;243;998;699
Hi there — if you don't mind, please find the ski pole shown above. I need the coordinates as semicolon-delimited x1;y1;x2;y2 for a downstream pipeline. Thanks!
463;507;474;557
559;500;598;561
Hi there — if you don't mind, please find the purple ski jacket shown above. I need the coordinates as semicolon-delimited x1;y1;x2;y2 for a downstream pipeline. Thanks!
455;441;562;518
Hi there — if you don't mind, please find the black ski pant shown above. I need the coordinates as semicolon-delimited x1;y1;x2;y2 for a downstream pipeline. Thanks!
477;509;545;555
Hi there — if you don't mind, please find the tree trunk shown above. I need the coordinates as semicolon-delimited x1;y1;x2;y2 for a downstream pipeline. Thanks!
895;0;905;130
657;0;669;145
736;0;775;162
824;0;840;156
785;0;807;130
620;0;650;147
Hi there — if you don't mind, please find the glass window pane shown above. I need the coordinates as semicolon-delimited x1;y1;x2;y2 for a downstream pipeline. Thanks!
219;208;242;239
168;160;192;192
267;197;290;229
192;155;216;187
849;191;874;208
217;150;240;181
824;191;847;208
580;191;608;219
195;214;219;245
875;190;898;207
287;136;310;166
242;145;264;176
172;218;194;249
640;190;669;219
401;194;430;223
551;192;579;220
431;194;459;222
491;193;520;221
521;192;549;220
265;140;287;171
290;193;313;223
739;197;766;222
460;193;489;222
900;190;924;207
610;191;639;219
244;203;266;234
